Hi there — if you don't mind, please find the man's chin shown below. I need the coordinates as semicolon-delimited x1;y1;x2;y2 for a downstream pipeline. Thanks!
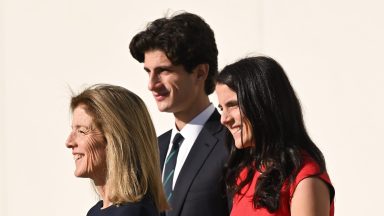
156;104;172;113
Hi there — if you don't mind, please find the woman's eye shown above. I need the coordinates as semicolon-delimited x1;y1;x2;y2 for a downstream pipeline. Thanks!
77;129;86;134
228;104;238;110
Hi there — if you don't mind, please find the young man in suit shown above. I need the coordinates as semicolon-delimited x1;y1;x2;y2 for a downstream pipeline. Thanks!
129;12;230;216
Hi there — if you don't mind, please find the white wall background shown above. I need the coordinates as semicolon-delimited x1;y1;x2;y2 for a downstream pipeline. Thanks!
1;1;383;215
1;0;5;214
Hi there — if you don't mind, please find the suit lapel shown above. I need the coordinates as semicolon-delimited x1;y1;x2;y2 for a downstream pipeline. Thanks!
169;111;223;216
158;130;172;172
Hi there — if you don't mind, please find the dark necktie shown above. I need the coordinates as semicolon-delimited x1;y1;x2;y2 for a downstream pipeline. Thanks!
163;133;184;201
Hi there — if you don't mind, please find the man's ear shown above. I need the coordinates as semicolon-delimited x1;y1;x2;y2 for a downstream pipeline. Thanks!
195;63;209;81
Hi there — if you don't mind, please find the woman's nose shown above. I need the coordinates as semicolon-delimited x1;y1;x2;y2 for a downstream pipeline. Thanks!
220;111;231;125
65;132;75;148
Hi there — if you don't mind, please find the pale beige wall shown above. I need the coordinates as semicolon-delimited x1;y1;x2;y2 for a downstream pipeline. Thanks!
1;0;5;214
1;1;260;216
2;0;383;215
258;1;384;215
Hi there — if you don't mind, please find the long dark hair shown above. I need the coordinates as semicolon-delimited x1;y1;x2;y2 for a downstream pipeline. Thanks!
217;56;326;212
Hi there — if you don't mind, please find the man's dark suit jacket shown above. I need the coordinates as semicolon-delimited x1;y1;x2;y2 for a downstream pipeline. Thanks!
158;110;230;216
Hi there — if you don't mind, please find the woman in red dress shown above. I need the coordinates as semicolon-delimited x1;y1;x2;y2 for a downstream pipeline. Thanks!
215;56;335;216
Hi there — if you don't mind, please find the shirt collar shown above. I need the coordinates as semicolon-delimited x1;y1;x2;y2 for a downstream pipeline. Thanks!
171;103;215;141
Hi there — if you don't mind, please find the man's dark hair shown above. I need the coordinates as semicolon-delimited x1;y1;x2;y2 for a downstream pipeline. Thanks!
129;12;218;95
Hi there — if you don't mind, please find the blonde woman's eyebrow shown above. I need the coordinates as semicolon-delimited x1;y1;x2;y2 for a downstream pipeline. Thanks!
71;124;91;130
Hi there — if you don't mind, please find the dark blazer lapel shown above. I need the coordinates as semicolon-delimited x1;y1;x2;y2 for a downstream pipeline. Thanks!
158;130;172;171
169;110;223;215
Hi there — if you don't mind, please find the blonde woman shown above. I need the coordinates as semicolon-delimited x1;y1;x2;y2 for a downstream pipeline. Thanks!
66;84;168;216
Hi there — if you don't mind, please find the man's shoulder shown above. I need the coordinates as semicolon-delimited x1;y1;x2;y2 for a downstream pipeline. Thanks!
158;129;172;142
202;109;225;134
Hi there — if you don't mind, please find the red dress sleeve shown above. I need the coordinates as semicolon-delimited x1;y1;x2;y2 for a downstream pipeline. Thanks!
288;153;335;215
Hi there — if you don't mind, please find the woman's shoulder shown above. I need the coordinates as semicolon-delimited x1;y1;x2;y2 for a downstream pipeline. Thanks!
297;152;323;177
296;152;330;182
289;151;334;201
86;200;103;216
86;195;159;216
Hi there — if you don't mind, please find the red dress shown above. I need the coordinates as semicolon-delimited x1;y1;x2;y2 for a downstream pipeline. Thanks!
230;154;335;216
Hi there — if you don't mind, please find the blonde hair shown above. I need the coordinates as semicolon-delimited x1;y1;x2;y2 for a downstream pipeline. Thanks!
70;84;168;211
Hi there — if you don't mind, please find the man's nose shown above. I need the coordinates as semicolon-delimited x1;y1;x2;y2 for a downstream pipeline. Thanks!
148;71;160;91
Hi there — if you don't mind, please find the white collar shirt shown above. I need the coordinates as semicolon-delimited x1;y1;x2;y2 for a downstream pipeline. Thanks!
164;104;215;189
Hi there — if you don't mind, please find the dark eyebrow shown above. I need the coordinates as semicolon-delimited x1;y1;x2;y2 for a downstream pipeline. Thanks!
226;99;238;106
144;65;176;73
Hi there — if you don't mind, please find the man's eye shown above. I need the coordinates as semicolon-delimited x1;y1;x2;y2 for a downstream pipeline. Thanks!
157;69;168;75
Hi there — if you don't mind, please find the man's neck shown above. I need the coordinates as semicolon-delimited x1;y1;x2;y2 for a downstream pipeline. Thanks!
174;97;210;130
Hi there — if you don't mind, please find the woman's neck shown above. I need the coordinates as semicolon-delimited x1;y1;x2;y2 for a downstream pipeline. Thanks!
94;179;112;209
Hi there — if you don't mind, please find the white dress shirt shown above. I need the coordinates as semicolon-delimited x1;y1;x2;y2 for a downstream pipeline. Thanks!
163;104;215;189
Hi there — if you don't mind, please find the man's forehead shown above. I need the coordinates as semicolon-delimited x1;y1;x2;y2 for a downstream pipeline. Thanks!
143;50;178;68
